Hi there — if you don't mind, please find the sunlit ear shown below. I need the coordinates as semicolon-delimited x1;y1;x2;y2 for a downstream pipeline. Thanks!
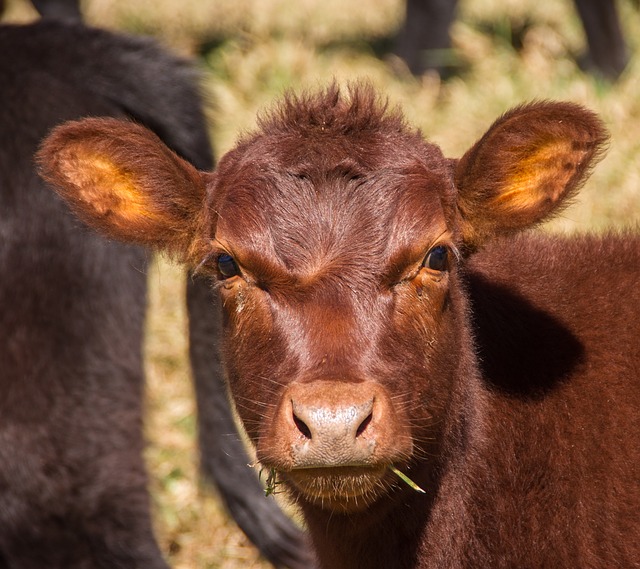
37;117;209;262
454;102;609;250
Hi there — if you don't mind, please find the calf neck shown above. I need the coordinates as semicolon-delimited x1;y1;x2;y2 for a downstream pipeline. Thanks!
38;84;640;568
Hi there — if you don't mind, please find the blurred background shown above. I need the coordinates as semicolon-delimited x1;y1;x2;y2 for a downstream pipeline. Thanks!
3;0;639;566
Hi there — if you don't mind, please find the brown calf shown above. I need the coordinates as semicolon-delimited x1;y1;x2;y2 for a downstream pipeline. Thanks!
38;84;640;569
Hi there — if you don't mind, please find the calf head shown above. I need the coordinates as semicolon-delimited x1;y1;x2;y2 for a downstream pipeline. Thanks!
38;85;607;513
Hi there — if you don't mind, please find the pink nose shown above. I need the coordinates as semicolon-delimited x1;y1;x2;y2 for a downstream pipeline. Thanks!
263;380;410;469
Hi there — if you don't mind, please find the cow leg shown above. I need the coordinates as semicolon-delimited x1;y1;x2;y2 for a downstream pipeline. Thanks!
394;0;459;76
30;0;82;21
573;0;628;79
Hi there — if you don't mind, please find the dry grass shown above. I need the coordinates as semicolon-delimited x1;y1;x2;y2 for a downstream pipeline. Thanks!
5;0;639;566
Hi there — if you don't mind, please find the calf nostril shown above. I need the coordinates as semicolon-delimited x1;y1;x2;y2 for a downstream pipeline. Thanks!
355;411;373;438
293;413;313;439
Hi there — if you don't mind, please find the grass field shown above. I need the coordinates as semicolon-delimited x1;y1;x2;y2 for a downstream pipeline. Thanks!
5;0;640;566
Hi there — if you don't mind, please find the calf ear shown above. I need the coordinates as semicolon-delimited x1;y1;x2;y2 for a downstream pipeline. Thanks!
454;102;608;249
37;117;209;262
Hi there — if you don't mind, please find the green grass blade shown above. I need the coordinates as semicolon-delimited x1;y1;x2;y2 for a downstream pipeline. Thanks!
390;466;426;494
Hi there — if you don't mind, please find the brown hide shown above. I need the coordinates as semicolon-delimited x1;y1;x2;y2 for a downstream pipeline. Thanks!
38;84;639;569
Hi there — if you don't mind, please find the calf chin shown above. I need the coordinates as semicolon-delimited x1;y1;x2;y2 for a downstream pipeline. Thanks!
258;380;413;512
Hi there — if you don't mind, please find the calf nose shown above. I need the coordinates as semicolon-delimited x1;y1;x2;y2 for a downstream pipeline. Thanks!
292;394;373;445
269;381;400;469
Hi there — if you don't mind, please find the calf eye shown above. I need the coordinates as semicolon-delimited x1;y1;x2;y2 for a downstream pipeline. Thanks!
424;245;449;272
217;253;240;279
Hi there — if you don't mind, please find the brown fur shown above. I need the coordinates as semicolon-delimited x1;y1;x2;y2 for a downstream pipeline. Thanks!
38;83;640;569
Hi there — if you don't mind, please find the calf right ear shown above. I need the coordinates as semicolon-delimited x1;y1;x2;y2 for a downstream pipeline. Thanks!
453;101;608;250
37;117;209;262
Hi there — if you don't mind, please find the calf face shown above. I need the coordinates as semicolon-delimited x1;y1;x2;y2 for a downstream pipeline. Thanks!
38;85;607;518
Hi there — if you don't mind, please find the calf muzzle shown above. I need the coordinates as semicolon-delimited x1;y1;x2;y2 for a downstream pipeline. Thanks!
262;380;412;470
260;380;413;511
289;384;376;468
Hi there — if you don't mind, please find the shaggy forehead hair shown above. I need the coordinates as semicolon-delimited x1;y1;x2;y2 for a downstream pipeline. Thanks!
254;82;414;141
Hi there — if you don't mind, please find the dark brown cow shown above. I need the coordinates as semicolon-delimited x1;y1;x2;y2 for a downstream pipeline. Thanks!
38;84;640;569
0;13;309;569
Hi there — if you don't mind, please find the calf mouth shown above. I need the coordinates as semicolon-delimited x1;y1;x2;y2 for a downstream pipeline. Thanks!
283;465;392;512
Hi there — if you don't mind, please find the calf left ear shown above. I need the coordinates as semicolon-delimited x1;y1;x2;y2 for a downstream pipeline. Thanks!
37;117;209;262
454;101;608;250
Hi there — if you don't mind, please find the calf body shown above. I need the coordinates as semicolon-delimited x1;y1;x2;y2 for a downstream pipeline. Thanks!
0;18;309;568
38;85;640;568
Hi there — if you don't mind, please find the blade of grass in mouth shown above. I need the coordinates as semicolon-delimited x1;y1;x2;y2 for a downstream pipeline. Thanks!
390;466;426;493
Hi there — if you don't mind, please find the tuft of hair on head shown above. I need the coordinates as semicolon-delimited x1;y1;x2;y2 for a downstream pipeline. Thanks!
255;81;410;140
